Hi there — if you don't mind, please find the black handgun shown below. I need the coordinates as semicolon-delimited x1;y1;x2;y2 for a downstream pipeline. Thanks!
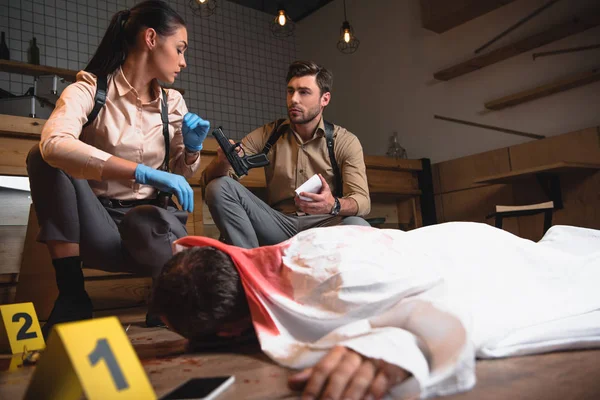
212;127;270;177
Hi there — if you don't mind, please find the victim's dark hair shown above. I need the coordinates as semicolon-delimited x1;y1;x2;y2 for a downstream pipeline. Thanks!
286;60;333;96
85;0;185;77
150;246;248;340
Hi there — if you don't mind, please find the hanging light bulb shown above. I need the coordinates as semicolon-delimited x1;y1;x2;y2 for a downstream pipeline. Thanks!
188;0;217;18
270;8;295;38
337;0;360;54
278;10;286;26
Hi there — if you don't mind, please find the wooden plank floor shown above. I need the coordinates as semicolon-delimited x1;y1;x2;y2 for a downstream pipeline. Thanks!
0;307;297;400
1;306;600;399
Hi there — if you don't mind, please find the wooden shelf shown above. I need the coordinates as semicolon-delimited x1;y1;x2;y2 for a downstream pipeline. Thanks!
0;114;45;139
369;187;422;197
0;59;185;94
474;161;600;184
485;67;600;110
420;0;517;34
363;155;423;172
0;59;77;81
434;11;600;81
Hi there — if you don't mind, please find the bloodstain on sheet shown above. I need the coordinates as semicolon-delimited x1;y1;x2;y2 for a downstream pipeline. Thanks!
244;379;250;383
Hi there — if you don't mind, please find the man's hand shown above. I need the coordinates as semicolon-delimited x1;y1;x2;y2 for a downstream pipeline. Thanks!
288;346;409;400
295;174;335;215
203;139;246;184
215;139;244;166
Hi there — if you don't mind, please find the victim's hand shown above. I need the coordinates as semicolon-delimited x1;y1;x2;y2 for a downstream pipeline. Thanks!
288;346;410;400
295;174;335;215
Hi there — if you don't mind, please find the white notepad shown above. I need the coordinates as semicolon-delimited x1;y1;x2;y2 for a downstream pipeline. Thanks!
295;174;322;201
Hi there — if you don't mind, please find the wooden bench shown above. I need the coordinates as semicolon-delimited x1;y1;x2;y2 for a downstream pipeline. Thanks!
0;114;433;319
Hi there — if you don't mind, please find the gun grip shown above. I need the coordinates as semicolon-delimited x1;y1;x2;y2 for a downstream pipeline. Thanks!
246;153;270;168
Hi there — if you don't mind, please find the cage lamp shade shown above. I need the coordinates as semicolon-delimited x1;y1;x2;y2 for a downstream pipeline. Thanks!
270;8;295;37
189;0;217;18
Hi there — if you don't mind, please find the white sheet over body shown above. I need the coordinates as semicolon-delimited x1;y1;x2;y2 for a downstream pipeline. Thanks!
253;222;600;398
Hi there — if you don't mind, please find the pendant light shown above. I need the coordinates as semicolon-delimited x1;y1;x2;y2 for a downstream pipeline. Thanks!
189;0;217;18
337;0;359;54
270;7;295;38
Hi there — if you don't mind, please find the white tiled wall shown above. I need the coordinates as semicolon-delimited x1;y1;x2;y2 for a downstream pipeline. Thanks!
0;0;297;139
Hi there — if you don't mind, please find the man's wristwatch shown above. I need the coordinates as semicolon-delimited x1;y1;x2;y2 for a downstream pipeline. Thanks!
330;197;341;216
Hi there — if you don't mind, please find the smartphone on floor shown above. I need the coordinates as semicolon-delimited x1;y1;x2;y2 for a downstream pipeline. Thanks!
160;376;235;400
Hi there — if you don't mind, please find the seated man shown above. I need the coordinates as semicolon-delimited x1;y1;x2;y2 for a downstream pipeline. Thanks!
151;222;600;399
200;60;371;249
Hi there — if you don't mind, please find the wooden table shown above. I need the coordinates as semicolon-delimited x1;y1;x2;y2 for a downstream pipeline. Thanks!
474;161;600;210
474;161;600;184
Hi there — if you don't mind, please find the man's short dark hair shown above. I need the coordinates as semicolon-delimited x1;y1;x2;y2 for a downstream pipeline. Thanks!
286;60;333;96
150;246;247;340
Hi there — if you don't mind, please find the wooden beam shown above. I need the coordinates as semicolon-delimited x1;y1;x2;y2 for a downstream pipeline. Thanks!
420;0;518;34
474;161;600;184
434;115;545;140
0;59;185;94
434;11;600;81
532;43;600;60
485;67;600;110
474;0;560;54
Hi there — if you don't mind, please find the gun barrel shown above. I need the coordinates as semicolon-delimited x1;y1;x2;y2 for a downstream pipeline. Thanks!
212;128;229;147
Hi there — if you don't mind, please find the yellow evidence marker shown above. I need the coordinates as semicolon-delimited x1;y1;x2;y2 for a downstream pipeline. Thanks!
0;302;45;354
24;316;156;400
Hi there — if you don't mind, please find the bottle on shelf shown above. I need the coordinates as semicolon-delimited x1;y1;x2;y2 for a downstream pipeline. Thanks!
27;37;40;65
385;131;407;159
0;31;10;60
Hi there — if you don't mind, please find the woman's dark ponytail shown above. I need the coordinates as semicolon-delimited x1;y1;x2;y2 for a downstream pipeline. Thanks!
85;1;185;77
84;10;130;77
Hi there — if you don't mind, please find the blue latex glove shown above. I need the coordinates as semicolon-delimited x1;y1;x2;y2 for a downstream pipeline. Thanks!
182;112;210;152
134;164;194;213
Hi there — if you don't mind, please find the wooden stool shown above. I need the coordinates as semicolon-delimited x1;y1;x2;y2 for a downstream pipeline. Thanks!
487;201;554;234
